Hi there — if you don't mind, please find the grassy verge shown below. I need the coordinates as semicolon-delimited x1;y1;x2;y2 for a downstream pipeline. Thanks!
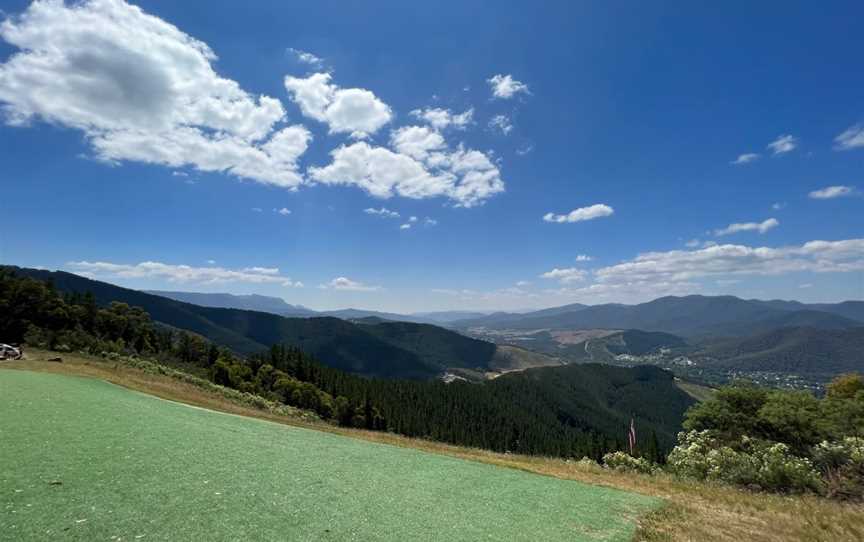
3;350;863;541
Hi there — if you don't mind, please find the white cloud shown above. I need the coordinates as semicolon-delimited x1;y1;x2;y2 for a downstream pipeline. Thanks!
320;276;380;291
409;216;418;223
424;217;438;226
685;239;701;248
287;48;324;68
251;207;263;213
714;218;778;237
409;107;473;130
67;260;301;286
543;204;614;224
283;72;392;137
309;140;504;207
487;74;529;99
575;254;593;262
516;144;534;156
172;171;189;177
0;0;312;188
834;124;864;151
772;202;786;210
274;207;291;215
488;114;513;135
389;125;445;160
364;207;400;218
399;223;411;230
592;239;864;286
516;280;531;287
799;283;813;289
731;153;759;165
808;185;855;199
540;267;588;284
206;259;216;264
767;134;798;155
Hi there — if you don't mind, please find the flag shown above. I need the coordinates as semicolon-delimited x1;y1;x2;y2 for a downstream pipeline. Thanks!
628;418;636;456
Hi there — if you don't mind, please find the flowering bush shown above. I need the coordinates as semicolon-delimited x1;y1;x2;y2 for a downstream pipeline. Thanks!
668;430;821;493
602;451;659;475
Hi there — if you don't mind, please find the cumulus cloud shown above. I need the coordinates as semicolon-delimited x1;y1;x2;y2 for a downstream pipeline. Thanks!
731;153;759;165
767;134;797;155
540;267;588;284
771;202;786;210
487;74;529;99
543;204;614;223
283;72;392;137
67;260;301;286
274;207;291;215
808;185;855;199
834;124;864;151
287;48;324;68
389;125;446;160
309;139;504;207
714;218;778;236
424;217;438;226
409;107;473;130
320;276;380;291
488;114;513;135
0;0;312;188
364;207;400;218
399;223;411;230
575;254;593;262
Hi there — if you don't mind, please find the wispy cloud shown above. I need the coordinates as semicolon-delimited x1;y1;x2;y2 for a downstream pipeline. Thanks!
767;134;798;155
320;277;380;291
731;153;760;165
287;48;324;68
67;261;302;286
488;114;513;135
543;204;614;224
540;267;588;284
714;218;778;237
808;185;856;199
274;207;291;215
364;207;400;219
834;124;864;151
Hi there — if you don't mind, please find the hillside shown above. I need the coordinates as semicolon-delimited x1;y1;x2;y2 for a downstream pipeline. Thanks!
5;267;499;379
3;267;554;380
146;290;316;317
0;369;657;541
702;326;864;377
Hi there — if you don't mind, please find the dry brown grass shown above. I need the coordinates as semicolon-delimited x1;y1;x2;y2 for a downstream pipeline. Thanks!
3;349;863;541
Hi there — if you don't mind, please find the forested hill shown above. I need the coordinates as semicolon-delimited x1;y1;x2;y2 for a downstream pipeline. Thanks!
5;267;497;379
702;326;864;378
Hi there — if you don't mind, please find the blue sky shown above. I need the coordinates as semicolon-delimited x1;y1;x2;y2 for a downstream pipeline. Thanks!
1;0;862;312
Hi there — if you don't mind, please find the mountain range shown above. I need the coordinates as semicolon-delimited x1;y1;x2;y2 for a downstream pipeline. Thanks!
9;267;549;379
452;295;863;337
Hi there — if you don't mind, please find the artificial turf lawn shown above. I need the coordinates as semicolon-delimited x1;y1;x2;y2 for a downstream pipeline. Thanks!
0;370;660;541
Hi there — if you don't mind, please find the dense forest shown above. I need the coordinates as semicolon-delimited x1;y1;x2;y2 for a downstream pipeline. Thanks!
0;269;688;461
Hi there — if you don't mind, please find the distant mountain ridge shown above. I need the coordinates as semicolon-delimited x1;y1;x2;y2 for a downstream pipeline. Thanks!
6;267;544;380
146;290;315;317
454;295;863;337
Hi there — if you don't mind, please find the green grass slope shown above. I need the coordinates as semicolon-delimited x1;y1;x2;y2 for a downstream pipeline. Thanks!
0;370;658;541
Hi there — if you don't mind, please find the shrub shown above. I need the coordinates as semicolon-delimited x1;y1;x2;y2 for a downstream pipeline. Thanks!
812;438;864;501
668;430;822;493
602;451;659;475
